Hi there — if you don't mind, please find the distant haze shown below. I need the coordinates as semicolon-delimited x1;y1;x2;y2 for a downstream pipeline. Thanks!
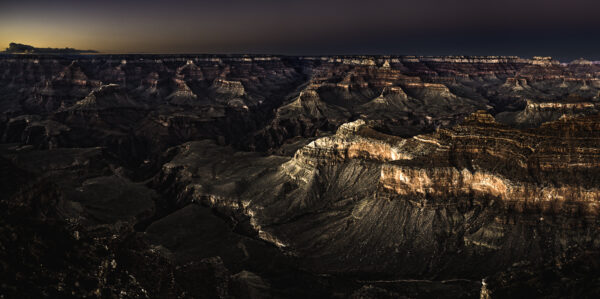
1;0;599;61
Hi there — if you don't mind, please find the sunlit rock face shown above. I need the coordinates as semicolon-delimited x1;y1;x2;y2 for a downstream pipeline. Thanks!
379;111;600;215
152;110;600;286
3;54;600;298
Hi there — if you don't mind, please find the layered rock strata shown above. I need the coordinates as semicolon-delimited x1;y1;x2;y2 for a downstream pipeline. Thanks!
4;55;600;297
153;111;600;283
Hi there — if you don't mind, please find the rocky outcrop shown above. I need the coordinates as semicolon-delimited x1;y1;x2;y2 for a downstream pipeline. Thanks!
4;54;600;297
70;84;139;110
496;99;600;127
152;110;600;287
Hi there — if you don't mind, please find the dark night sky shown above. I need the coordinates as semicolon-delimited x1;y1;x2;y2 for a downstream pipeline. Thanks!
1;0;600;61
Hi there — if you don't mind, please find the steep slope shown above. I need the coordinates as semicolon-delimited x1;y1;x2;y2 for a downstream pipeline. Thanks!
3;55;600;297
156;111;600;284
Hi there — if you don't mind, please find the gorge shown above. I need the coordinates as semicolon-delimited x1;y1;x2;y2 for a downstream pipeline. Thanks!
2;54;600;298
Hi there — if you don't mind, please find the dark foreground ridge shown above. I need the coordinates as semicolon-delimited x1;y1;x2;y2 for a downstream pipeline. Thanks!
2;54;600;298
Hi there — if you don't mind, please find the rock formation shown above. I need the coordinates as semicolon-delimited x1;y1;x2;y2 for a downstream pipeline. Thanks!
2;54;600;298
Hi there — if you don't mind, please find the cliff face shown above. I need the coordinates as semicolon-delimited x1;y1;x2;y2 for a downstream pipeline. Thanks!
379;112;600;215
156;111;600;277
3;55;600;298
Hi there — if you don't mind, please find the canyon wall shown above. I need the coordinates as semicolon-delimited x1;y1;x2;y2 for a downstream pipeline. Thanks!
2;55;600;298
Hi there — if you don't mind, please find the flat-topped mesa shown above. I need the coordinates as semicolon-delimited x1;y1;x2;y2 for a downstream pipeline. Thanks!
402;82;457;98
380;85;409;99
496;98;600;127
465;109;496;121
501;77;530;90
531;56;560;66
570;58;594;65
212;78;246;96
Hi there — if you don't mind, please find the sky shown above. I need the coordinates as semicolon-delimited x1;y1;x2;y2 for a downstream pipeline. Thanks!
1;0;600;61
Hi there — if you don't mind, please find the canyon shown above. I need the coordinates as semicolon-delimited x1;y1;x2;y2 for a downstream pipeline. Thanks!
2;54;600;298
